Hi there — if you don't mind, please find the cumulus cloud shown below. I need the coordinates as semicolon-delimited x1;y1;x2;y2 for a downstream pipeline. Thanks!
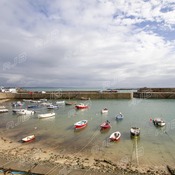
0;0;175;88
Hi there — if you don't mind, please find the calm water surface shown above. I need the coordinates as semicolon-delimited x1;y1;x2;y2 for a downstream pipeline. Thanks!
1;98;175;167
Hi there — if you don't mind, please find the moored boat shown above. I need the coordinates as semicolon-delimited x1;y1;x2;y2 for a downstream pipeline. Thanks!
47;105;59;109
152;118;166;127
109;131;121;141
65;101;76;105
27;105;38;109
21;135;35;142
12;109;21;114
74;120;88;129
100;120;111;130
130;127;140;137
116;112;124;120
12;101;23;107
15;109;35;115
75;103;88;109
38;112;55;119
101;108;108;114
0;108;8;113
56;100;65;105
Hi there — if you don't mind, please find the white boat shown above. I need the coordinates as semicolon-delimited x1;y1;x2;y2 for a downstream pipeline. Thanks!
0;106;6;109
12;101;23;107
130;127;140;137
47;105;58;109
23;99;32;102
22;135;35;142
41;102;52;106
16;109;35;115
0;108;8;113
38;112;55;119
101;108;108;114
56;101;65;105
109;131;121;141
12;109;21;113
40;99;48;102
153;118;166;127
30;100;41;103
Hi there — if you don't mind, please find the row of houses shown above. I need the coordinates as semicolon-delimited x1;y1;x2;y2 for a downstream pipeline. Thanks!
0;86;17;93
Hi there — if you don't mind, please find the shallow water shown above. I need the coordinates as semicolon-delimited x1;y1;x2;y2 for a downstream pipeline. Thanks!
1;98;175;168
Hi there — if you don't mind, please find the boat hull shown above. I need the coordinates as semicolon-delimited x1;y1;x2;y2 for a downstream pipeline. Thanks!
75;105;88;109
0;109;8;113
74;120;88;129
22;135;35;142
109;131;121;141
100;122;111;130
153;118;166;127
16;109;35;115
130;127;140;137
38;113;55;119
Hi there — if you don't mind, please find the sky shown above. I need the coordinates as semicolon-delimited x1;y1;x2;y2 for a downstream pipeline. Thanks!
0;0;175;88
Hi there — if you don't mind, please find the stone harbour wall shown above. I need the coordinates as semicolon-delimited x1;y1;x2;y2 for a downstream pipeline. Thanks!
0;91;133;100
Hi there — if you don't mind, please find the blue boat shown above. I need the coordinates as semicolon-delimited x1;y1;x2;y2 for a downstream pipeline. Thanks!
27;105;38;109
116;112;124;120
0;169;43;175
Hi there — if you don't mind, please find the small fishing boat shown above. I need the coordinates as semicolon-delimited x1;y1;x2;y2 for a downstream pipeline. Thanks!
80;97;89;100
100;120;111;130
0;168;43;175
65;101;76;105
75;103;88;109
40;99;48;102
38;112;55;119
27;105;38;109
56;100;65;105
109;131;121;141
101;108;108;114
116;112;124;120
22;135;35;142
30;100;41;103
41;102;52;106
12;109;21;113
0;108;8;113
74;120;88;129
47;105;59;109
152;118;166;127
130;127;140;137
16;109;35;115
12;101;23;107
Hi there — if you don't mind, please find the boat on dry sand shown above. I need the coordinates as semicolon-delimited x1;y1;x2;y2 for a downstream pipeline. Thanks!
21;135;35;142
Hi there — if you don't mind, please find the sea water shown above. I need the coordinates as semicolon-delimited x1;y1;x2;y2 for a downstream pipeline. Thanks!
0;98;175;168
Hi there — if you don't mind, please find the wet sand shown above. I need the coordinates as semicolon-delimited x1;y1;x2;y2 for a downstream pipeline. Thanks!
0;135;171;175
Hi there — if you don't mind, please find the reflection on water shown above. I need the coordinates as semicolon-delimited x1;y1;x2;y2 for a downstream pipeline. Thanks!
1;99;175;167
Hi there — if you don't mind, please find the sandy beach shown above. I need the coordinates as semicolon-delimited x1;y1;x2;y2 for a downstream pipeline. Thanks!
0;134;171;175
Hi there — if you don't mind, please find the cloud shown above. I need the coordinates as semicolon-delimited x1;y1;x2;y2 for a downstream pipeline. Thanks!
0;0;175;88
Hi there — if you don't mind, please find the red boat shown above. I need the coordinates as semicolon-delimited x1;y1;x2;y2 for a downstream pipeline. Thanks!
100;120;111;130
75;103;88;109
109;131;121;141
74;120;88;129
21;135;35;142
